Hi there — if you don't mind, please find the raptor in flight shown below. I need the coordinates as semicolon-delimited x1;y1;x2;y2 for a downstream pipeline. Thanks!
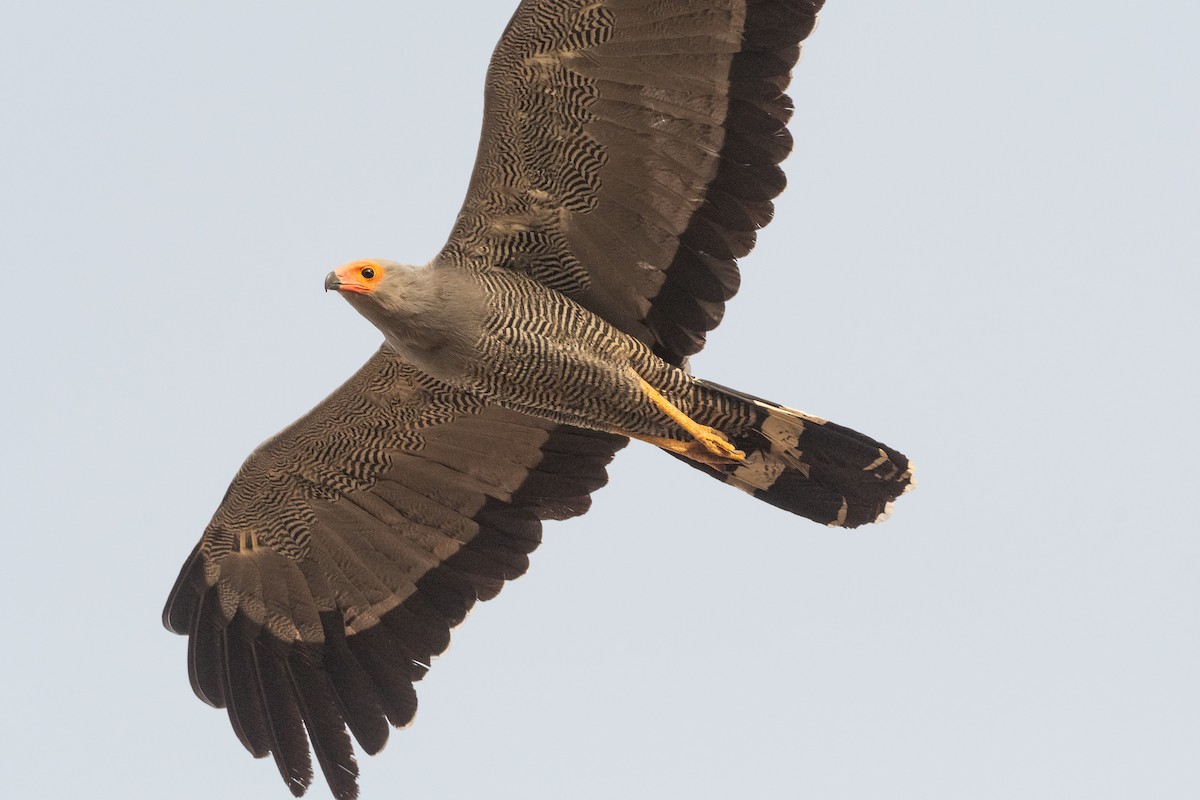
164;1;912;797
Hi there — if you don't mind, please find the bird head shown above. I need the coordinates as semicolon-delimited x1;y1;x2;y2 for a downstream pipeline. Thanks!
325;259;394;296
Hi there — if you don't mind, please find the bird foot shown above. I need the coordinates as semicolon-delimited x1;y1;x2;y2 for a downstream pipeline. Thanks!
629;371;746;465
633;429;745;466
690;426;746;463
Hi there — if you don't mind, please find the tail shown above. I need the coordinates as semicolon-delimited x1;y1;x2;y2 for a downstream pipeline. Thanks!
683;380;915;528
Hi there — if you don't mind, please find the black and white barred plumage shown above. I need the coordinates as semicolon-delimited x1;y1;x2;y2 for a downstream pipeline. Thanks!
354;262;910;526
164;2;913;798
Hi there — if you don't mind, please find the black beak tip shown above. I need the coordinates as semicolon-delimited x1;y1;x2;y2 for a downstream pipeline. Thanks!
324;272;340;293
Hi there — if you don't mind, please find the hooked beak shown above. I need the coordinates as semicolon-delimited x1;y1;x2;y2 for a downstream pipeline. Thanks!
325;262;375;294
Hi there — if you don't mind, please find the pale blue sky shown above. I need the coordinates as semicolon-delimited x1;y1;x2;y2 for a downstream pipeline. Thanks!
1;2;1197;798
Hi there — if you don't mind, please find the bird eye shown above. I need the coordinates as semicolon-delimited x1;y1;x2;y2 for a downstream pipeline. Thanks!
361;267;376;280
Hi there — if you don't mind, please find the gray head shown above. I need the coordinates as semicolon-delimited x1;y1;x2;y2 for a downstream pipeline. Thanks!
323;258;484;381
324;257;441;336
324;259;405;301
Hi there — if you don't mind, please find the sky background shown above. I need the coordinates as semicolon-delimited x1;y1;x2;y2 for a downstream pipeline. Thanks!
2;2;1197;798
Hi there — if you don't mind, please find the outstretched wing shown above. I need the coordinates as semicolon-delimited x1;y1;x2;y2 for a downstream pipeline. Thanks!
163;347;626;799
440;0;824;364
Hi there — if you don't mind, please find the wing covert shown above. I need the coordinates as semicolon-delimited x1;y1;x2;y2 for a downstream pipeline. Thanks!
163;347;626;798
440;0;824;364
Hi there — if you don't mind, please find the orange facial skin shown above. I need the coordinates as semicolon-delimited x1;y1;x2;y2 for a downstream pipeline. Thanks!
325;260;385;294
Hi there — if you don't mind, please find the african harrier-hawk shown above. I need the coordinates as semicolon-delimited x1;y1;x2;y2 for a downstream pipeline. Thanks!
163;1;913;797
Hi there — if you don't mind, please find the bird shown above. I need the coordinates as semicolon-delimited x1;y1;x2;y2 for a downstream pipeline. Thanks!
162;1;913;797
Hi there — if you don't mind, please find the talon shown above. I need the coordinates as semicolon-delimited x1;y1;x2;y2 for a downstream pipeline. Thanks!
627;372;745;466
694;426;745;462
686;434;739;465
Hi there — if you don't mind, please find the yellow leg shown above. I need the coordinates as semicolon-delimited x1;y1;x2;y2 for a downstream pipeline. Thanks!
630;433;747;466
633;375;745;464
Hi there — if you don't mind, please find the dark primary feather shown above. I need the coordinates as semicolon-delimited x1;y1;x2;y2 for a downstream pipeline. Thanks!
442;0;826;364
163;349;626;797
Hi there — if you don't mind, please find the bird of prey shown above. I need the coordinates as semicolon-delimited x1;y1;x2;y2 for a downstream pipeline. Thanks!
163;1;913;797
